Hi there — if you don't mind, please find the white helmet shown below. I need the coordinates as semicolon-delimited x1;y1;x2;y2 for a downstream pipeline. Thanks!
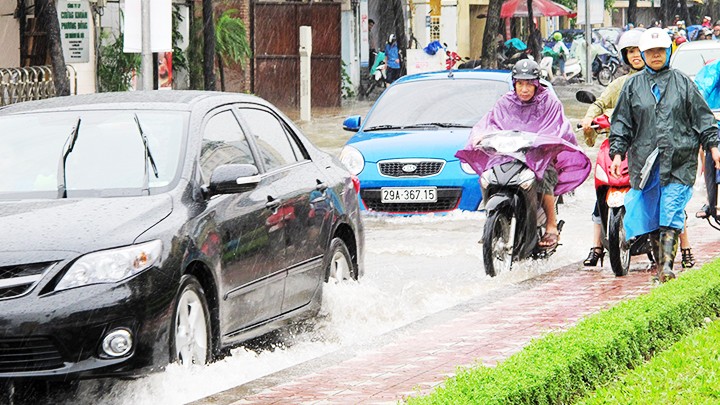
638;27;672;52
618;28;646;65
617;28;646;51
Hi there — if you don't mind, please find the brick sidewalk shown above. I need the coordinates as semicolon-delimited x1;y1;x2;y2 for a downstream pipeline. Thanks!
195;233;720;405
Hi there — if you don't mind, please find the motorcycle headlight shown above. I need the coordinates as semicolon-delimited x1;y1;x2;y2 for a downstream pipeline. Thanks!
518;168;536;189
55;240;163;291
480;170;494;188
461;161;476;175
339;146;365;175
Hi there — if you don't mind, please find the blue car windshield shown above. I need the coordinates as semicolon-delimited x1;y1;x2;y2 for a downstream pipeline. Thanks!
0;110;188;200
363;79;509;130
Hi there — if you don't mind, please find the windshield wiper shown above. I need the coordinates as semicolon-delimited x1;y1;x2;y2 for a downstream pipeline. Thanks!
133;114;159;194
57;118;81;198
411;122;470;128
363;124;406;131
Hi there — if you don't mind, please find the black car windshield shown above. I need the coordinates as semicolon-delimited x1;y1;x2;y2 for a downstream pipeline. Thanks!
0;110;187;200
363;79;509;130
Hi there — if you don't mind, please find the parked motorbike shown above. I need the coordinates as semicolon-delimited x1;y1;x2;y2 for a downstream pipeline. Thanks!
575;90;654;276
596;44;622;86
362;50;387;99
477;130;564;277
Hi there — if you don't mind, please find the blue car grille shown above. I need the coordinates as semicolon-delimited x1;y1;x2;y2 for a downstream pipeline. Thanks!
378;160;444;177
0;262;54;300
361;188;462;213
0;337;65;372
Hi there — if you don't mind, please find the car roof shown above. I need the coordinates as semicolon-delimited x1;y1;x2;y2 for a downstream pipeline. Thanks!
675;40;720;51
393;69;511;85
0;90;265;115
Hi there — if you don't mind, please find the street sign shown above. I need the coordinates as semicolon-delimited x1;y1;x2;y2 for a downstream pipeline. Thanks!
123;0;172;53
58;0;90;63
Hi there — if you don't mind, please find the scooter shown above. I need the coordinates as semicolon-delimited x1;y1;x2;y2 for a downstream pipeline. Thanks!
362;51;387;99
576;90;654;276
697;136;720;230
477;130;564;277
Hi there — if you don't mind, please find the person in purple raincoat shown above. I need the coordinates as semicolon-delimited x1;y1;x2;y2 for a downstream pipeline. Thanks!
456;59;591;249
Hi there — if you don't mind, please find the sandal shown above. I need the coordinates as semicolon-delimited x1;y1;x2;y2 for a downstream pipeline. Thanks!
539;232;559;249
583;247;605;267
696;204;710;219
681;248;695;269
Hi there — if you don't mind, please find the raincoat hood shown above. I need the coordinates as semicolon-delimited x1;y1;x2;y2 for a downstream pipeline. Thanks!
455;86;591;195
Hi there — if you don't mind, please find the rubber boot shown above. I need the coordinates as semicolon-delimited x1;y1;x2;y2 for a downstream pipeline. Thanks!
656;227;680;283
648;231;660;274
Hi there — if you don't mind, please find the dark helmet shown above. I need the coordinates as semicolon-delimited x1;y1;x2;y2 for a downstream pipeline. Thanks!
511;59;540;80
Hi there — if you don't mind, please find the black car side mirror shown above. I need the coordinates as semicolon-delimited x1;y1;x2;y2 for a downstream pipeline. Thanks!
343;115;362;132
206;164;260;197
575;90;596;104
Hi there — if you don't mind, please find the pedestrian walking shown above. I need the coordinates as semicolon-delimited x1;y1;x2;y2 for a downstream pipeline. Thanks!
609;27;720;282
384;34;401;84
368;19;378;69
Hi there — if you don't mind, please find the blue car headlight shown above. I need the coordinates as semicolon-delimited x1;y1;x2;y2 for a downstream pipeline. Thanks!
55;240;163;291
339;145;365;175
461;161;476;175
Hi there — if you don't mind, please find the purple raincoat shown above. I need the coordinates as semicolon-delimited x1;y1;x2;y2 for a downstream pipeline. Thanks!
455;85;591;195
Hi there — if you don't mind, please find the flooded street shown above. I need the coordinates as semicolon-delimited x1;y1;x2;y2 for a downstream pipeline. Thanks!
11;83;711;405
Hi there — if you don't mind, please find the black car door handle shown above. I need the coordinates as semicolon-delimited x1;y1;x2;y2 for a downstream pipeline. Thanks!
315;180;328;192
265;198;281;210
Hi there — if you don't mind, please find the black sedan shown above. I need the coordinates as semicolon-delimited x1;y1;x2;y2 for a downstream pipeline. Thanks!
0;91;364;379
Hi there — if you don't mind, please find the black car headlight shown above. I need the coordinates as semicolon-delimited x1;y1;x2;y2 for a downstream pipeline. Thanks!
55;240;163;291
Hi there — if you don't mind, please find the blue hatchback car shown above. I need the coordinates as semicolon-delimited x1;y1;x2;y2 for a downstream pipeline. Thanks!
340;70;516;214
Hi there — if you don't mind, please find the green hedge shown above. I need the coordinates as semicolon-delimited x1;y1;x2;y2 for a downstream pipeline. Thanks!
407;260;720;405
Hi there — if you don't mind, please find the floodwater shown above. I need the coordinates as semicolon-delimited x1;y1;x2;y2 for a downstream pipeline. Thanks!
6;83;710;404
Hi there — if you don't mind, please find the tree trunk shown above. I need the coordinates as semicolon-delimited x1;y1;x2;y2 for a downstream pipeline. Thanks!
526;0;541;62
202;0;216;91
217;55;225;92
481;0;504;68
38;0;70;96
628;0;637;26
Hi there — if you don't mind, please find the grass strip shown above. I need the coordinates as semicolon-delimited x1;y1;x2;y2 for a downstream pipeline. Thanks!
577;316;720;404
407;259;720;405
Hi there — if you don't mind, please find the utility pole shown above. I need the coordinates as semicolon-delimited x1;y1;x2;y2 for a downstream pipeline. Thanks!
141;0;153;90
584;0;592;84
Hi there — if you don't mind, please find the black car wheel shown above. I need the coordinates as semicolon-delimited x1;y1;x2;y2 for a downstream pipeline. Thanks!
483;211;513;277
608;207;630;276
326;238;356;283
171;275;212;366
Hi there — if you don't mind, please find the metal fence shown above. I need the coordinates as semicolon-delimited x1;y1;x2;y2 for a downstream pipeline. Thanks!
0;65;77;106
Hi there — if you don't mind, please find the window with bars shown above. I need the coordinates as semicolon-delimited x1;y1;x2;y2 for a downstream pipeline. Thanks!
430;16;440;41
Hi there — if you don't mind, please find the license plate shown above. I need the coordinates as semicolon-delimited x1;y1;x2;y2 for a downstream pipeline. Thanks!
606;187;629;208
381;187;437;203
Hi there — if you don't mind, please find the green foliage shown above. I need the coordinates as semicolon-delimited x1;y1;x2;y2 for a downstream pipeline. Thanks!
341;60;355;99
97;31;140;92
215;9;252;66
407;260;720;405
579;317;720;404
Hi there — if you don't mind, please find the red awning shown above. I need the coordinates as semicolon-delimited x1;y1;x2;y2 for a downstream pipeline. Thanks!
500;0;577;18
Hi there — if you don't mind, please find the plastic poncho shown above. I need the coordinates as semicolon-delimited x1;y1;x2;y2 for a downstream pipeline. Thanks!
610;68;718;188
570;39;609;74
504;38;527;51
695;59;720;109
455;85;591;196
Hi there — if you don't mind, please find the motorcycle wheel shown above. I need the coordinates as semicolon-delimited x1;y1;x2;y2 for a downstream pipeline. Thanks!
483;210;513;277
597;66;613;86
608;207;630;276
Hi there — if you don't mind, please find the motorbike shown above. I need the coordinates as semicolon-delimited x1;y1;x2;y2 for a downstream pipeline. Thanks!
361;50;387;99
595;43;622;86
575;90;654;276
697;139;720;231
477;130;564;277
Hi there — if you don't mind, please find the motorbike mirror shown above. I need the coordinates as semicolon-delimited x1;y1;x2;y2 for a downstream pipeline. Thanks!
575;90;596;104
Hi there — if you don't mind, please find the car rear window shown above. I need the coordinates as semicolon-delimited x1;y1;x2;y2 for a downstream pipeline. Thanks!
672;48;720;77
363;78;510;129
